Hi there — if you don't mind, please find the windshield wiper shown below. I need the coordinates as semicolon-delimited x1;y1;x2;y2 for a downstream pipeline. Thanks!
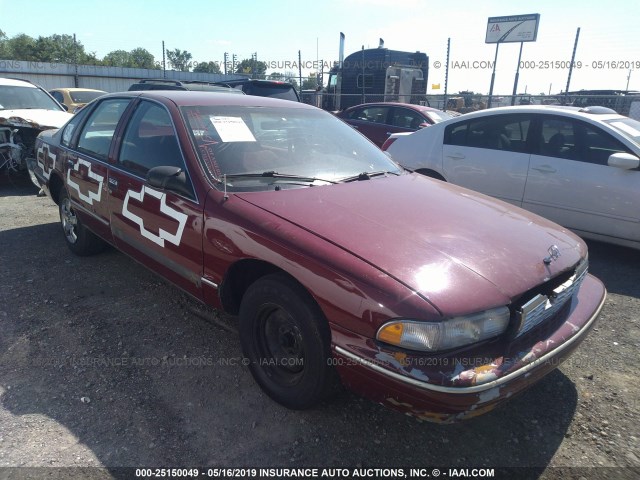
340;170;400;182
221;171;338;184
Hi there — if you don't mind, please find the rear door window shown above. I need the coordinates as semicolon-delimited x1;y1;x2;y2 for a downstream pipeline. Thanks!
390;108;425;129
76;99;131;160
445;115;531;153
348;106;389;125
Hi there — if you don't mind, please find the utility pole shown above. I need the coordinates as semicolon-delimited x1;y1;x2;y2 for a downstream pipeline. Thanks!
232;54;237;75
511;42;524;106
563;27;580;105
162;41;166;78
443;38;450;112
252;52;257;78
487;41;500;108
73;33;79;87
298;50;302;94
224;52;228;75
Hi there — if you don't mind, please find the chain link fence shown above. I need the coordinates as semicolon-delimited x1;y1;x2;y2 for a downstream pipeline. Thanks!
300;90;640;119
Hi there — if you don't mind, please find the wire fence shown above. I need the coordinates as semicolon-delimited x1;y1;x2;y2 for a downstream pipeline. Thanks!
300;92;640;119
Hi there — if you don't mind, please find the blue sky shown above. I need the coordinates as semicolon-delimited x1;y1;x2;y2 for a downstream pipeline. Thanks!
2;0;639;94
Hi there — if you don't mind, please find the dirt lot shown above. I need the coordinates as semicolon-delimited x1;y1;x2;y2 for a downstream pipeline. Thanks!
0;173;639;480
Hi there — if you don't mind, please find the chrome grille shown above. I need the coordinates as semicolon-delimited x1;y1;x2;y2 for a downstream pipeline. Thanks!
515;259;588;338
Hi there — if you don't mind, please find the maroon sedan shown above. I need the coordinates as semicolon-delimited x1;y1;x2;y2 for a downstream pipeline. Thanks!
335;102;453;147
30;91;605;423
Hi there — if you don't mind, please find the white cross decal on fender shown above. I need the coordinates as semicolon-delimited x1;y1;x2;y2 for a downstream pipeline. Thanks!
66;159;104;205
122;186;188;248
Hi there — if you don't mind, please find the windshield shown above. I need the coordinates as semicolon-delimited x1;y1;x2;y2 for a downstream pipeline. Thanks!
606;118;640;146
182;105;403;191
0;85;64;111
70;90;104;103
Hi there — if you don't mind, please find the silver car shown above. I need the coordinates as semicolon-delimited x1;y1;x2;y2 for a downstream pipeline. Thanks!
385;105;640;250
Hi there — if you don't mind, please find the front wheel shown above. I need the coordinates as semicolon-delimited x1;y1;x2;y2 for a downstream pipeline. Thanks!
239;273;338;409
58;189;105;256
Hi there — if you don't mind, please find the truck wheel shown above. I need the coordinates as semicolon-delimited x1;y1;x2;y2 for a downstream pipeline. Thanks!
58;189;105;256
239;273;338;409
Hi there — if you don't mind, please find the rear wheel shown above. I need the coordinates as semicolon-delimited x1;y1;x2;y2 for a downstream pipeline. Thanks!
239;273;338;409
58;189;105;256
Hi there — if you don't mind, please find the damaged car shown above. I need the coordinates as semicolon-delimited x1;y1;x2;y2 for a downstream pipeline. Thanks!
0;77;72;180
30;91;606;422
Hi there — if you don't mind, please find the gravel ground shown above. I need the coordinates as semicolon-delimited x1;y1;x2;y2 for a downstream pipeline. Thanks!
0;173;639;480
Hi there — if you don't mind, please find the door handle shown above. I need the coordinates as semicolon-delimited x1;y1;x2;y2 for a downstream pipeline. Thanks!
107;177;118;192
386;132;392;135
532;165;557;173
446;153;466;160
66;159;75;169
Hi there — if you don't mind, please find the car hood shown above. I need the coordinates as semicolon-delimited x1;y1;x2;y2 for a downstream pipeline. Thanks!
236;174;585;316
0;109;72;130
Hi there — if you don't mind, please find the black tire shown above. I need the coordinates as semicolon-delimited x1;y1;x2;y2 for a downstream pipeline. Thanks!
58;189;105;256
239;273;338;409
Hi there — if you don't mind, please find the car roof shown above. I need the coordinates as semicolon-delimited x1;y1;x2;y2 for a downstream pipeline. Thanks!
342;102;440;113
103;90;317;109
446;105;626;122
0;77;38;88
216;78;295;86
50;87;106;92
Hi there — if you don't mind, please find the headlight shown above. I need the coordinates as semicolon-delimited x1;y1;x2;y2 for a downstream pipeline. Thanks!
377;306;510;352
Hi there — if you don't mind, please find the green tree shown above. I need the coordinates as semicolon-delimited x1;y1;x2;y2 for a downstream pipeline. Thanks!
0;30;8;58
103;49;134;67
130;48;156;69
103;48;156;69
166;48;192;72
302;73;319;90
33;34;79;63
5;34;38;60
236;58;266;77
283;71;299;89
1;33;100;65
193;61;221;74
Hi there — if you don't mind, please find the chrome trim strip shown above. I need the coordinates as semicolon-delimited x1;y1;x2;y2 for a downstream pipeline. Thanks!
333;287;606;394
70;199;109;226
201;277;219;289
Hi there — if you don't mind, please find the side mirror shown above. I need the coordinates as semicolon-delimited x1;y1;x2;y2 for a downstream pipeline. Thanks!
146;166;192;197
608;152;640;170
61;104;69;111
417;122;430;129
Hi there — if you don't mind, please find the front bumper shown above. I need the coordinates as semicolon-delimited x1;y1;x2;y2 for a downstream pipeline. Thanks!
331;273;606;423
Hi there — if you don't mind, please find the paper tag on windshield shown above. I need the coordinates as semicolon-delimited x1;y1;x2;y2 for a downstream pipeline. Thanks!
209;116;256;142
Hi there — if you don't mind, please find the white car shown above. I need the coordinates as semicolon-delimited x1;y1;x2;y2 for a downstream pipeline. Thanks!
0;77;72;175
385;105;640;250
